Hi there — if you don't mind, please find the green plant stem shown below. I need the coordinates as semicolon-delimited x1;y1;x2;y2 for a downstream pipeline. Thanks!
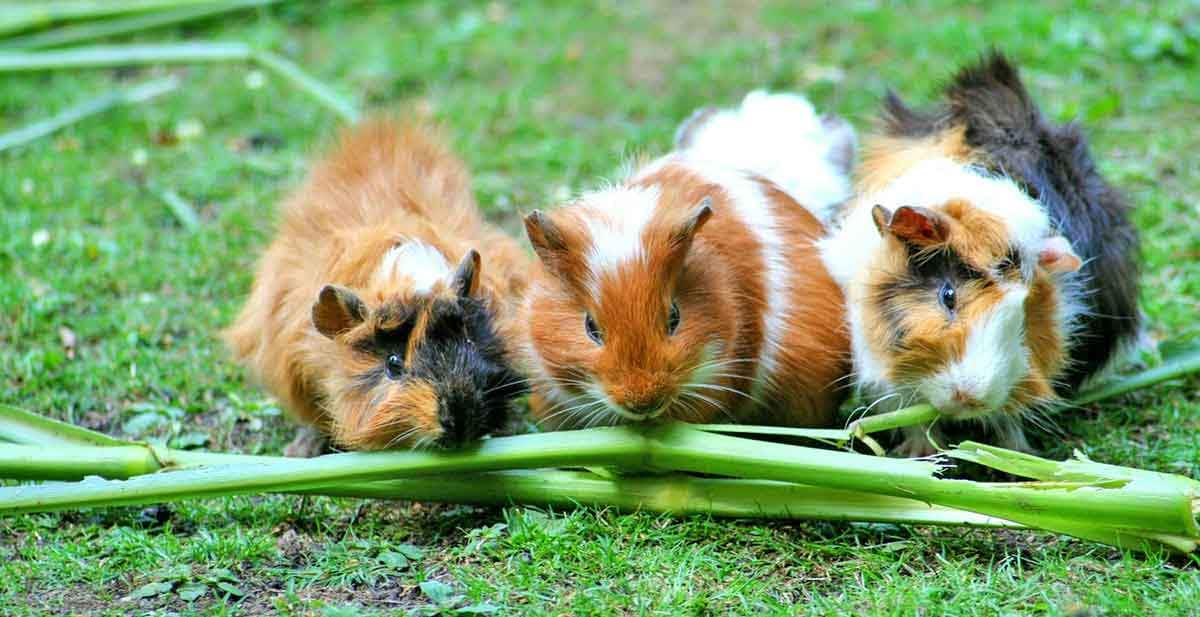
0;404;126;447
1073;345;1200;406
0;428;644;513
0;75;177;152
0;41;252;70
311;470;1021;529
644;424;1200;547
0;1;230;37
1;1;282;50
0;412;1020;529
4;424;1196;553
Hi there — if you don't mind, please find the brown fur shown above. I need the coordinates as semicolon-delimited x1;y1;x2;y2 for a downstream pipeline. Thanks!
224;118;529;450
853;128;1068;422
524;160;849;428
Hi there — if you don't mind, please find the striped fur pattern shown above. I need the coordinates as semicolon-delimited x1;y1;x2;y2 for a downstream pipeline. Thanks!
225;119;530;450
522;92;851;429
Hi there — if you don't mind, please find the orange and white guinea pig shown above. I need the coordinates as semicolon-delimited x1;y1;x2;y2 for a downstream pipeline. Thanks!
225;118;530;452
521;92;855;428
816;53;1140;454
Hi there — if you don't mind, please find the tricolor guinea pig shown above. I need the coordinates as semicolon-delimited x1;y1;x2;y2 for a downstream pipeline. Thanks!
225;119;530;452
521;92;854;428
817;53;1140;454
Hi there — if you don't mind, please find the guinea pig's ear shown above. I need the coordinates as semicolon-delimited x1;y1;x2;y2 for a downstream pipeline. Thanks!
872;204;948;247
312;284;368;339
524;210;566;257
1038;235;1082;273
670;197;714;250
449;249;482;298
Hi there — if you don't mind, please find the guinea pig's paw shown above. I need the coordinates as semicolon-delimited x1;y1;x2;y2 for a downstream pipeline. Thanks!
284;425;331;458
893;425;943;459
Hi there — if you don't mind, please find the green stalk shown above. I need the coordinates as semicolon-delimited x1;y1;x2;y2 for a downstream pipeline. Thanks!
0;404;127;447
644;424;1200;545
2;422;1196;552
312;470;1020;529
2;1;282;50
0;1;233;37
1073;344;1200;406
0;428;645;514
0;41;252;70
0;411;1020;529
846;404;939;436
0;75;177;152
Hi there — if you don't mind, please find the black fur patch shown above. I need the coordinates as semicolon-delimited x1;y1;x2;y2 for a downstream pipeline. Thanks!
871;248;976;350
881;51;1140;392
360;296;525;447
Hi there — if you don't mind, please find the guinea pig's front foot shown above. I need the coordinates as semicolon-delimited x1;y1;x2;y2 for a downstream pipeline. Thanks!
894;424;942;458
284;425;331;458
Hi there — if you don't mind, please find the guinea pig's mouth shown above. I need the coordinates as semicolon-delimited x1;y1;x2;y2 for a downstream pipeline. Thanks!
920;382;1009;419
585;384;672;423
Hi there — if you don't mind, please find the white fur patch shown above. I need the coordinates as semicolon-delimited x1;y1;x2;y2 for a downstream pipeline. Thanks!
664;157;791;388
878;158;1048;255
375;240;451;294
922;285;1031;416
579;185;661;277
819;158;1055;407
821;158;1051;289
677;90;854;221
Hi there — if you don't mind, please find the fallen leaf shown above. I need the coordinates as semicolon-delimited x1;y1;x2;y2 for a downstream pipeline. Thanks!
377;550;409;569
420;580;458;605
124;581;173;601
214;581;245;597
177;582;207;602
395;543;425;560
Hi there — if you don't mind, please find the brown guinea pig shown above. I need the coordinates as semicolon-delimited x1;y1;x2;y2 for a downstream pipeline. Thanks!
521;91;853;429
818;53;1139;455
224;118;530;452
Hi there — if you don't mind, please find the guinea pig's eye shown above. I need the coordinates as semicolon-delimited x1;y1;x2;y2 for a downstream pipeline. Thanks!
938;281;957;312
584;313;603;345
667;301;681;335
385;354;404;379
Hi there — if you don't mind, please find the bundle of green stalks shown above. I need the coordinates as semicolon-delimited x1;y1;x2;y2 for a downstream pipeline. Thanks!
3;346;1199;555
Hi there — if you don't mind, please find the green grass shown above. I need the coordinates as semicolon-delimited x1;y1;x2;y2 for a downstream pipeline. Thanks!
2;1;1199;614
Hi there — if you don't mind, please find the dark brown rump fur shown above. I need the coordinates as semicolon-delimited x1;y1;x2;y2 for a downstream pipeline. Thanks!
881;51;1140;392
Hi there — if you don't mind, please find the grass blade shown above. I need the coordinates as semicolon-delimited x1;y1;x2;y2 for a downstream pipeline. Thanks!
0;41;251;70
0;75;177;152
155;188;201;231
253;50;359;123
1;0;283;50
0;43;358;122
1073;343;1200;406
0;1;229;37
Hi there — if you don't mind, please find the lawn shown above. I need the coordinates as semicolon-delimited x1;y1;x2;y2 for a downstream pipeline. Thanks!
2;1;1199;614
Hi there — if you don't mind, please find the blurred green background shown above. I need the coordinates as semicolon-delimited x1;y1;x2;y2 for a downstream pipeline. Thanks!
1;1;1198;614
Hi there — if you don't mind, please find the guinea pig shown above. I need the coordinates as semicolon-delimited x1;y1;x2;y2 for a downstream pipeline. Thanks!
224;118;530;453
521;91;853;429
817;52;1140;454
